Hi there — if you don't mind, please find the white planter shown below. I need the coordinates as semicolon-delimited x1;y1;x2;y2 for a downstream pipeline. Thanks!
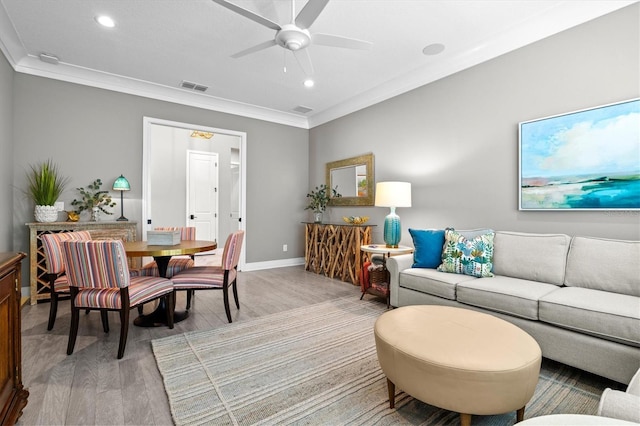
34;205;58;222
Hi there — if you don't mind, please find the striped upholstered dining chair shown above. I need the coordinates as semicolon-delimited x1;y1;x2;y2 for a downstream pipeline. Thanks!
61;239;175;359
171;230;244;323
40;231;93;330
138;226;199;311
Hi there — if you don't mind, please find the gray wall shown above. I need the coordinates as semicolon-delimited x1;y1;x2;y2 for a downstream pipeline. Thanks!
9;73;309;290
0;50;14;250
310;4;640;244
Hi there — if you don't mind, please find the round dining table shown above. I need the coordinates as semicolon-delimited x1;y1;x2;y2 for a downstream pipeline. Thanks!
123;240;217;327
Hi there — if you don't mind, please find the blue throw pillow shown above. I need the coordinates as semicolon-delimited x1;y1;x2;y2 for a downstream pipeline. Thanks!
409;228;445;268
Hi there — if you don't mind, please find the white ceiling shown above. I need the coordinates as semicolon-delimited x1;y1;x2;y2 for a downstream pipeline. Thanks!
0;0;635;128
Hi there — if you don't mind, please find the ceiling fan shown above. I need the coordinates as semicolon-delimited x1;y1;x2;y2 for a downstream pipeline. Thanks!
211;0;373;76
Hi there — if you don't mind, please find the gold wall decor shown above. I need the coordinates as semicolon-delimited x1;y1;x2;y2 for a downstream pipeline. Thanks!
326;153;375;206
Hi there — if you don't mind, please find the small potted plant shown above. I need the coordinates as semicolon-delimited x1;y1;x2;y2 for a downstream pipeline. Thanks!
71;179;116;221
305;184;341;223
25;159;69;222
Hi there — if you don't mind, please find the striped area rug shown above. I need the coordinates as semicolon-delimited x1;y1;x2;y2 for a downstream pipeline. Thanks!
151;298;616;425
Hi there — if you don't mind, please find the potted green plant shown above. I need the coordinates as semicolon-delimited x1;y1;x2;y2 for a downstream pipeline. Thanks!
25;159;69;222
71;179;116;221
305;184;341;223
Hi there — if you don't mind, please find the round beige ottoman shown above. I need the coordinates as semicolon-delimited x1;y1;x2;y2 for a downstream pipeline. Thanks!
374;305;542;426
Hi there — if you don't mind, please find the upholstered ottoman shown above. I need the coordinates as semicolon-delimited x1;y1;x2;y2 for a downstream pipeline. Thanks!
374;305;542;426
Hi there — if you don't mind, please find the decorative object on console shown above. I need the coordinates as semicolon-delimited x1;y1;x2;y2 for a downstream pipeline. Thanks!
375;181;412;248
437;228;495;278
112;175;131;221
343;216;369;224
305;184;341;223
519;98;639;211
71;178;116;221
25;159;69;222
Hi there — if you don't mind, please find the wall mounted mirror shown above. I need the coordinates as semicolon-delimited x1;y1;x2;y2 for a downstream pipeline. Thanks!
326;153;374;206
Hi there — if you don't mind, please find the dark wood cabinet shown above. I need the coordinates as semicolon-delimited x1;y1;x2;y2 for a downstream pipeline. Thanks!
0;252;28;425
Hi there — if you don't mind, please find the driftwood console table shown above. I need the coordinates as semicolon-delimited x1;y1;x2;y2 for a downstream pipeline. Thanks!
26;221;137;305
303;222;374;285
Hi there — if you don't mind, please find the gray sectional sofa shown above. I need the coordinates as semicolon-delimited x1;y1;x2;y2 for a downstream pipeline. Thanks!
387;231;640;384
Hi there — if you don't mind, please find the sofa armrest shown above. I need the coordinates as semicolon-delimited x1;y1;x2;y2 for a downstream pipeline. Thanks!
598;388;640;423
386;254;414;307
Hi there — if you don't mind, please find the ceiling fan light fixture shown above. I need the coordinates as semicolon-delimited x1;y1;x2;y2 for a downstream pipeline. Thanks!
303;78;314;88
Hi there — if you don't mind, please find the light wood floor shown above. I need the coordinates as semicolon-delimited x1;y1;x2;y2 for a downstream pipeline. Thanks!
18;260;368;425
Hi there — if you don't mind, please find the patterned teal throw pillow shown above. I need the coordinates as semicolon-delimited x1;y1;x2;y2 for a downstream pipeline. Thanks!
437;228;495;277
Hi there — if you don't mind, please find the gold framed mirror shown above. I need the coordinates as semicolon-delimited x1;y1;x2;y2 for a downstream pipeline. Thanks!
326;153;374;206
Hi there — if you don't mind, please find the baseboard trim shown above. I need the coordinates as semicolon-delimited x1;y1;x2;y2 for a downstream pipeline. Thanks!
242;257;305;272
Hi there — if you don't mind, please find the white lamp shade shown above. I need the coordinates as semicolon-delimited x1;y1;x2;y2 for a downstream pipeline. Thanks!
375;182;412;207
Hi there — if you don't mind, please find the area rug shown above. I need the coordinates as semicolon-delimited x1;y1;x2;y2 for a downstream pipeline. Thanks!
151;298;613;426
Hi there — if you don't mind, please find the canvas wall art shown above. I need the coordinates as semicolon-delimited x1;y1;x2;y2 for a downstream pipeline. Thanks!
519;98;639;210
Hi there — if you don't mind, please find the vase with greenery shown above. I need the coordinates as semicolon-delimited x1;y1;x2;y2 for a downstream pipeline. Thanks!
305;184;341;223
26;159;69;222
71;179;116;221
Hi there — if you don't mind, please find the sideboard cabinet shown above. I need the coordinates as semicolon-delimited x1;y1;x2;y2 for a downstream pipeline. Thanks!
26;221;137;305
303;222;374;285
0;252;28;425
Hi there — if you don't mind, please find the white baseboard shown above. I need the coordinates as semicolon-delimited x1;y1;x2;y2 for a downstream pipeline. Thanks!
241;257;305;272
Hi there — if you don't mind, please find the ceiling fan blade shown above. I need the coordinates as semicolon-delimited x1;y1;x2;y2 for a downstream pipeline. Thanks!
211;0;281;31
313;33;373;50
293;49;315;76
295;0;330;29
231;40;277;58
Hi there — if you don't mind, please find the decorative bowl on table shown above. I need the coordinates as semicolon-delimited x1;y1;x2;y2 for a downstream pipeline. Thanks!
343;216;369;225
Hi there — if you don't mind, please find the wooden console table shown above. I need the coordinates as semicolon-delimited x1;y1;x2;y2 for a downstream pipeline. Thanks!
303;222;374;285
0;252;28;425
26;221;137;305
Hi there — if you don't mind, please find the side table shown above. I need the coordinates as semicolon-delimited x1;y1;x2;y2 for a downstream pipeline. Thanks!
360;244;413;307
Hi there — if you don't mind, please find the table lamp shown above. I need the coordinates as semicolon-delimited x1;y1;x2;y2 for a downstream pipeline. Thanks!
112;175;131;221
375;181;412;248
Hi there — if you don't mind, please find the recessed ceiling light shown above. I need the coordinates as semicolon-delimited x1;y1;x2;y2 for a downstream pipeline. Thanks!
422;43;445;56
95;15;115;28
303;79;314;88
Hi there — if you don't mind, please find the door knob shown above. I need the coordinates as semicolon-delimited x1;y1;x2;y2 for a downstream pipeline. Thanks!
190;214;196;219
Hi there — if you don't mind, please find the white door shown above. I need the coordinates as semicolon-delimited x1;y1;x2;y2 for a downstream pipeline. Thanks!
187;150;218;244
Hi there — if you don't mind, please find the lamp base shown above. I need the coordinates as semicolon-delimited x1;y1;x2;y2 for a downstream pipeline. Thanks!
383;208;401;248
116;216;129;222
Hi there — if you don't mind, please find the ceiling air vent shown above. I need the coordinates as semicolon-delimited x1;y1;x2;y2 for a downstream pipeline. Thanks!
180;80;208;92
292;105;313;114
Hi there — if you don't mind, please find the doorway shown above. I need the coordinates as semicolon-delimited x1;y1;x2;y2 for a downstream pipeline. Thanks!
142;117;246;268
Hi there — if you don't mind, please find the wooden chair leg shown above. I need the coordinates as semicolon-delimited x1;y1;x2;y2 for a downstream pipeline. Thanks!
67;306;80;355
186;289;193;310
166;293;174;329
387;378;395;409
101;310;109;333
232;279;240;309
460;413;472;426
223;285;232;323
47;292;59;331
117;308;130;359
516;406;525;423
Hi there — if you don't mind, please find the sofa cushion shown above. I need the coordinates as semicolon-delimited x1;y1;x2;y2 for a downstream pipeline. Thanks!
437;229;495;278
539;287;640;347
400;268;476;301
457;276;560;320
408;228;445;268
564;236;640;297
493;231;571;286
